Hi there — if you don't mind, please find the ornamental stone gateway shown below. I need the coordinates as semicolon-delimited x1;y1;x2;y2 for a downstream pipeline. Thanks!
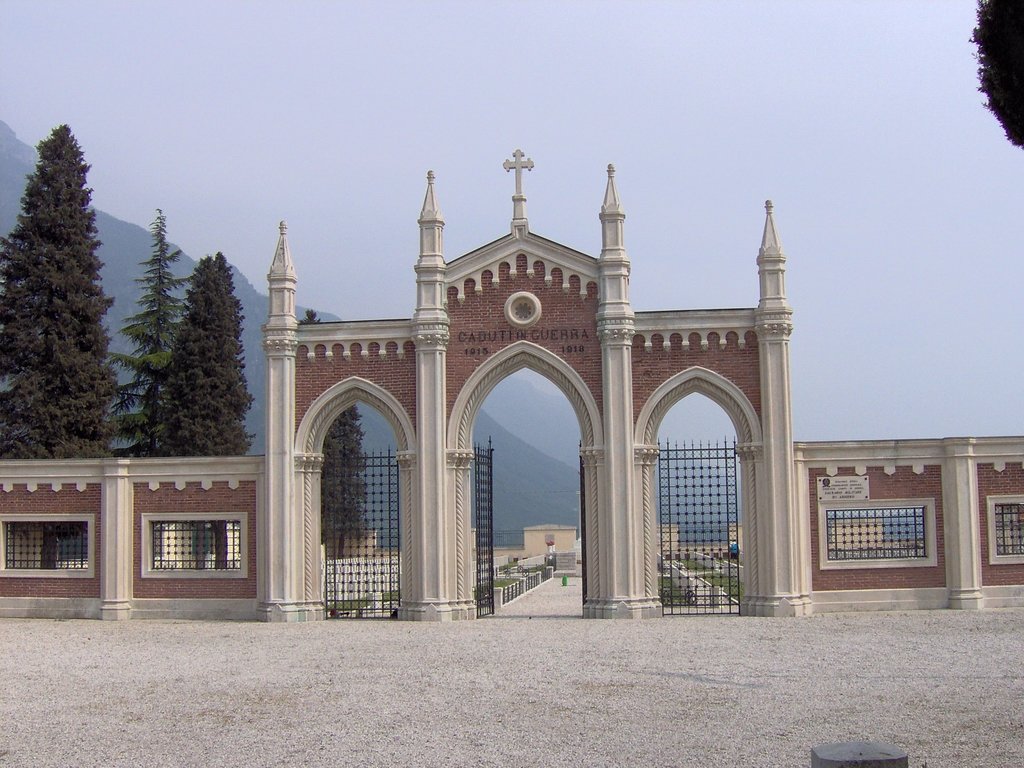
260;149;810;621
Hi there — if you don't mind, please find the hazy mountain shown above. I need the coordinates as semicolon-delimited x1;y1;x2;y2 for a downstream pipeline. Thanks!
0;120;311;453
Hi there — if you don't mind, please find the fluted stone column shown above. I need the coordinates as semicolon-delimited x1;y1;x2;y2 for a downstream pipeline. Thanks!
750;201;811;617
591;165;658;619
402;172;462;621
260;222;321;621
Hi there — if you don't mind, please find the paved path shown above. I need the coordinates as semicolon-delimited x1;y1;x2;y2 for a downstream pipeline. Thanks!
494;574;583;618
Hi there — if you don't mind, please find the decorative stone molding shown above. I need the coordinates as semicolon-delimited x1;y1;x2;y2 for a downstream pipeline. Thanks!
446;450;474;469
450;341;602;451
598;326;635;344
263;336;299;355
636;366;761;446
298;377;415;454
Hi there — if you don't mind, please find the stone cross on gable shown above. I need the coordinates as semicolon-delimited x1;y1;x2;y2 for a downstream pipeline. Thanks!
503;149;534;198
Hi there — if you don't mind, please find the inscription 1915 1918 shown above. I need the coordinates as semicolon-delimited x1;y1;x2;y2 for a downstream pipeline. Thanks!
458;327;590;357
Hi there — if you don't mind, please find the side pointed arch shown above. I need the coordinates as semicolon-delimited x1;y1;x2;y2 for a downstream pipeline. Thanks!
296;377;415;455
448;341;602;451
634;366;762;447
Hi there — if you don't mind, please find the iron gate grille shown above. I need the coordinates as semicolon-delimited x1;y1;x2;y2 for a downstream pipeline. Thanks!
658;440;741;616
474;439;495;617
324;450;400;619
580;452;587;607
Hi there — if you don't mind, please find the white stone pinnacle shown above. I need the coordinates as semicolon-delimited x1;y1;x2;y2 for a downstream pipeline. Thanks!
419;170;443;223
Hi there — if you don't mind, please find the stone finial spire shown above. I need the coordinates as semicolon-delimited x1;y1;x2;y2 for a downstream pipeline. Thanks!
414;170;447;319
419;170;444;224
269;220;296;279
503;148;533;237
267;220;297;323
756;199;791;316
601;163;623;215
417;170;445;264
759;199;783;256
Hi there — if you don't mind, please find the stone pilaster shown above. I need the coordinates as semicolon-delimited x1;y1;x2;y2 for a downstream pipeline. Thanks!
750;201;811;617
942;438;983;609
259;222;320;621
100;459;133;620
592;165;658;619
403;172;461;621
448;449;476;618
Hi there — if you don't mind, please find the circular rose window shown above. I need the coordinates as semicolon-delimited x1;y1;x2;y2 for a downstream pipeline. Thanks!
504;291;542;328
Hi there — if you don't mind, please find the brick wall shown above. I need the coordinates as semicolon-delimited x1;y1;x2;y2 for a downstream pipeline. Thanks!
296;340;417;432
977;461;1024;586
446;256;602;418
809;466;946;591
0;483;102;599
632;330;762;422
132;481;258;599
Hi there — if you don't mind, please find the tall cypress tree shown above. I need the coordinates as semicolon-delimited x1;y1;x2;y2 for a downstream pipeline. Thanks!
111;209;186;456
0;124;116;458
162;252;252;455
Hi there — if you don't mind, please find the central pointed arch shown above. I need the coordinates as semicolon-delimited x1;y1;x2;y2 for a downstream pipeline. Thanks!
448;341;602;452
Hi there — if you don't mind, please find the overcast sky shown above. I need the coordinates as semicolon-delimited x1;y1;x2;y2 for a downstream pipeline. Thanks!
2;1;1022;443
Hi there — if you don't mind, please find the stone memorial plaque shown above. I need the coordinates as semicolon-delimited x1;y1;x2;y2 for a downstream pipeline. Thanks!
817;475;869;501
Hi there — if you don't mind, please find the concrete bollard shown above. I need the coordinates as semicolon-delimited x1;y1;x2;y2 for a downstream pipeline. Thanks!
811;741;908;768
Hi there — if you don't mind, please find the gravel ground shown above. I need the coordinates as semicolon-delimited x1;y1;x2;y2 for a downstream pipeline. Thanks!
1;578;1022;768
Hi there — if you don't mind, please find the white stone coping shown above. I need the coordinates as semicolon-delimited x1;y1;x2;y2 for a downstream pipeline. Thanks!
633;308;756;350
0;456;263;492
794;436;1024;475
297;319;415;360
0;512;97;578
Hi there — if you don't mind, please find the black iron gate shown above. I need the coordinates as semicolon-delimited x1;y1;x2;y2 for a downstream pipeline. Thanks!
658;440;741;615
579;452;587;607
474;439;494;617
324;450;400;619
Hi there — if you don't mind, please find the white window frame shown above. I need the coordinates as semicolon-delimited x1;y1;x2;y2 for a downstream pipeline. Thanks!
0;513;96;578
986;495;1024;566
141;512;247;579
817;498;937;570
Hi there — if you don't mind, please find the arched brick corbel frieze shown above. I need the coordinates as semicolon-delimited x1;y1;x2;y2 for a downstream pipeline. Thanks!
448;341;603;452
296;376;416;455
634;366;762;447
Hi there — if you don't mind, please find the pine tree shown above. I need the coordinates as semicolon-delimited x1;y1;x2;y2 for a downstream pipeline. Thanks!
162;252;252;455
973;0;1024;149
0;125;116;458
111;209;186;456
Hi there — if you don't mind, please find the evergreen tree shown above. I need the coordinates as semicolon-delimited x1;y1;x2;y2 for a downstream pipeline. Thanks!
320;408;367;557
111;209;186;456
296;310;367;555
162;252;252;455
0;125;116;458
973;0;1024;149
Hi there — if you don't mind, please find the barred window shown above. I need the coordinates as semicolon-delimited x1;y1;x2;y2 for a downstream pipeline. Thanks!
993;503;1024;557
3;520;89;570
151;520;241;571
825;506;927;562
